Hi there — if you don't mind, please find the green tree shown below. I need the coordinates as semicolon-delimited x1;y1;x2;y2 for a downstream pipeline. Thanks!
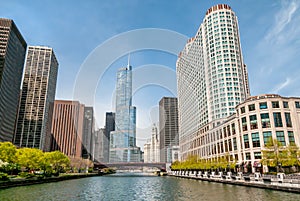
44;151;70;175
16;148;44;172
0;142;17;163
261;138;283;173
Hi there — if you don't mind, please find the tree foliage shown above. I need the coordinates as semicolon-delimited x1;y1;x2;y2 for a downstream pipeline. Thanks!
0;142;72;177
0;142;17;163
171;153;236;172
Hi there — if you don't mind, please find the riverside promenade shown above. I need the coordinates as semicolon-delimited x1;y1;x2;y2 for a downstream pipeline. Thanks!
170;170;300;193
0;173;101;189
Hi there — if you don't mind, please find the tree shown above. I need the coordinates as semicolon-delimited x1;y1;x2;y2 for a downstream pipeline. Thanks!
0;142;17;163
261;138;283;173
43;151;70;175
16;148;44;172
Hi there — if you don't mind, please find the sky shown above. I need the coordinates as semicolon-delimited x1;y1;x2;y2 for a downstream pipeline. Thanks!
1;0;300;148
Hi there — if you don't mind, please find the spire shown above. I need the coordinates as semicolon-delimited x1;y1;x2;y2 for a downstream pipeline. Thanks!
127;53;131;70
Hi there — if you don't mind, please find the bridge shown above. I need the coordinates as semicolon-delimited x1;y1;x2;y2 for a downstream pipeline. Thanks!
94;162;167;171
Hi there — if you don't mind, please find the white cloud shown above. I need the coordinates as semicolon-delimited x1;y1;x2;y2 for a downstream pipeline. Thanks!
265;0;298;43
271;77;291;94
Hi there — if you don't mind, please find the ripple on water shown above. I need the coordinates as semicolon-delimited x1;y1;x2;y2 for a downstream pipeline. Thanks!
0;175;300;201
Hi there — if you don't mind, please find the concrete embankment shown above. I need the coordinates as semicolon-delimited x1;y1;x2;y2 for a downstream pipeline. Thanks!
170;173;300;194
0;173;102;189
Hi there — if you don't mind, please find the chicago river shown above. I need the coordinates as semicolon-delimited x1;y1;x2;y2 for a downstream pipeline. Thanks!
0;174;300;201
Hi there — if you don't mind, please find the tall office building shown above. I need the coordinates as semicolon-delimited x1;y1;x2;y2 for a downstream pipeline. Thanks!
15;46;58;151
82;107;94;159
0;18;27;142
104;112;115;162
159;97;179;163
51;100;84;158
109;63;141;162
94;128;105;162
176;4;250;159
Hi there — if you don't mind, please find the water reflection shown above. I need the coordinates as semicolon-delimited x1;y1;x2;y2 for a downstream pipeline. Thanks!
0;174;299;201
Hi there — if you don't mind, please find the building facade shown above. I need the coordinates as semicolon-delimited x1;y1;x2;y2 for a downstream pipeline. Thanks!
82;107;94;159
15;46;58;151
143;140;151;163
189;94;300;173
109;64;141;162
159;97;179;163
94;128;105;162
176;4;249;160
50;100;84;158
144;124;160;163
0;18;27;142
104;112;115;162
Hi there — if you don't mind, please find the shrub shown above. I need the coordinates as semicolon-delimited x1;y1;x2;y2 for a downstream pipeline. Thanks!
0;172;9;181
18;172;35;178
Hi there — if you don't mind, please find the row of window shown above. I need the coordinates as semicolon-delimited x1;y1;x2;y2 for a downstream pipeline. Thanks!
243;130;295;149
241;112;292;131
240;101;300;113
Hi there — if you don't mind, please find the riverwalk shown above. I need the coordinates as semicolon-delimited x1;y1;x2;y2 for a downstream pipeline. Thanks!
170;171;300;193
0;173;101;189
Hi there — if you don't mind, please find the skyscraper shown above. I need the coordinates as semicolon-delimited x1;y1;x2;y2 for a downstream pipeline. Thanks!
176;4;250;159
94;128;105;162
104;112;115;162
0;18;27;142
51;100;84;158
109;63;141;162
159;97;179;163
82;107;94;159
14;46;58;151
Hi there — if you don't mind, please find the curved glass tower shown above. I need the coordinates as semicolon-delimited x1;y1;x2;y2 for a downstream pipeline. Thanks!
109;64;141;162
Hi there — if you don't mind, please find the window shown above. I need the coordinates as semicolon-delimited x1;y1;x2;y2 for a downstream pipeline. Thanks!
248;104;255;111
259;102;267;109
288;131;295;144
251;132;260;147
246;152;251;160
227;125;231;136
272;101;280;108
263;131;272;145
233;137;237;150
231;123;236;134
228;139;232;151
241;107;245;113
242;117;247;131
285;112;292;127
273;112;283;127
276;131;286;146
244;134;249;148
295;101;300;108
283;101;289;108
254;152;262;159
250;115;258;129
261;113;271;128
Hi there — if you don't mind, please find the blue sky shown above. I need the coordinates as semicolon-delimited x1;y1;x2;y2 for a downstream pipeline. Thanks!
1;0;300;148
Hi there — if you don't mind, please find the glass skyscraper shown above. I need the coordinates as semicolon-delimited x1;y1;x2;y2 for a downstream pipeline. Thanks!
109;64;141;162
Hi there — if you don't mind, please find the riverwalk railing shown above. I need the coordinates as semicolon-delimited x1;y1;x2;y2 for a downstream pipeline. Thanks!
169;170;300;193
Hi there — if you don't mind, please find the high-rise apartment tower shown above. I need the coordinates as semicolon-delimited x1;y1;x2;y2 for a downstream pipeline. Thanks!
109;63;141;162
176;4;250;159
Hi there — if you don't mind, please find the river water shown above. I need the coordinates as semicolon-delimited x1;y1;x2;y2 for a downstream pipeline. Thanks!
0;173;300;201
